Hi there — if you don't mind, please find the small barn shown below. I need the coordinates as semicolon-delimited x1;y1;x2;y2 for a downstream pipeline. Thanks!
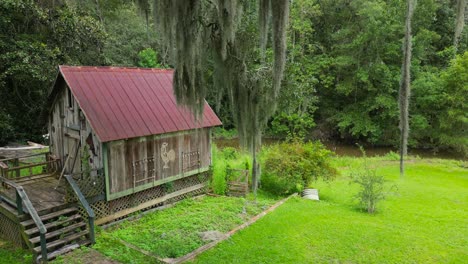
49;65;221;217
0;66;221;262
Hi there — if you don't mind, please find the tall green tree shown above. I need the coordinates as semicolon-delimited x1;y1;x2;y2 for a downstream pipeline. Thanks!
0;0;106;144
437;52;468;155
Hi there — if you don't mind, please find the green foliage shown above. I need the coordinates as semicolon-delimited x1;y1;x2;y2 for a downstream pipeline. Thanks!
100;2;160;67
0;111;14;145
437;52;468;155
261;141;337;195
270;112;315;141
81;145;91;178
211;145;251;195
0;239;32;264
221;147;240;160
383;151;400;161
93;230;155;264
0;0;106;145
212;127;238;139
351;163;388;214
277;0;466;152
161;181;174;193
350;147;395;213
137;48;160;68
0;0;466;157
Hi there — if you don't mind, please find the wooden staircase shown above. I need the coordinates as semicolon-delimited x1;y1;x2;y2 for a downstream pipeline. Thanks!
21;206;92;262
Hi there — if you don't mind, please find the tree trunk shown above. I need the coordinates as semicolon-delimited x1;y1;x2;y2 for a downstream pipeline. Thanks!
399;0;416;177
454;0;466;53
251;129;261;196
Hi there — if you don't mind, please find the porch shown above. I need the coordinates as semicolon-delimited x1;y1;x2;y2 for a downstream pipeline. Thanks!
0;151;95;263
0;176;67;213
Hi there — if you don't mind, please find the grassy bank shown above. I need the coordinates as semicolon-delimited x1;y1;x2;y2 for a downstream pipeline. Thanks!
194;157;468;263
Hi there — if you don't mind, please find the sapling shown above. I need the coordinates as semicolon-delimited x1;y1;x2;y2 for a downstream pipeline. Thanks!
351;147;391;213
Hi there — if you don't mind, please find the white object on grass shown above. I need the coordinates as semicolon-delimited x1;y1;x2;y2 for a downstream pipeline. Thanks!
302;189;319;200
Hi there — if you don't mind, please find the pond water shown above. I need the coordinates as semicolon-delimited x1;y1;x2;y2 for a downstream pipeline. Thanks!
214;138;466;160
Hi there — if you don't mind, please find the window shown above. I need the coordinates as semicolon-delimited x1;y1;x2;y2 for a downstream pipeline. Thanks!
67;88;73;109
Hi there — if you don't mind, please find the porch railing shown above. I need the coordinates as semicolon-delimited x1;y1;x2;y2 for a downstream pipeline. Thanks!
0;152;60;181
64;174;95;244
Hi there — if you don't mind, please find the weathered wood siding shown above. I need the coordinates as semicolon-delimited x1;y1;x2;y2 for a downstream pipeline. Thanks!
106;128;211;200
48;83;103;174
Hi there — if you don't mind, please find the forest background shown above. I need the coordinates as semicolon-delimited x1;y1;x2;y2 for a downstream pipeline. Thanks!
0;0;466;155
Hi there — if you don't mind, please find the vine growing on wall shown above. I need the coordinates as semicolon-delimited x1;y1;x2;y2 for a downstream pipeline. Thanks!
81;144;92;178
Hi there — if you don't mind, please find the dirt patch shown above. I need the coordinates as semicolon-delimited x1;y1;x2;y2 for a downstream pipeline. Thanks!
58;248;120;264
198;231;226;242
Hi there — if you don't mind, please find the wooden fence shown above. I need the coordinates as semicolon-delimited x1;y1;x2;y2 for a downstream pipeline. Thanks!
0;152;60;182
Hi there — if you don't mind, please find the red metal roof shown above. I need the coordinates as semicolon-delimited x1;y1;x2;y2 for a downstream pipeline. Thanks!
58;65;222;142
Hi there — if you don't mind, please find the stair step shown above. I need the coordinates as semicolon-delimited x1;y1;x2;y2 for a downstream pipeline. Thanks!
29;221;87;244
36;240;91;262
21;207;77;227
24;214;82;236
33;230;89;254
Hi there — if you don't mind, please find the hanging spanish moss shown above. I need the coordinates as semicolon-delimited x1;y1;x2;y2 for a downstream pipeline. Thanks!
399;0;416;177
258;0;270;60
270;0;289;94
216;0;243;60
454;0;466;52
153;0;290;193
154;0;205;117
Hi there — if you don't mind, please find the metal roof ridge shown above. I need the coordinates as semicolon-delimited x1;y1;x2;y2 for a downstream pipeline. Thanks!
59;65;174;72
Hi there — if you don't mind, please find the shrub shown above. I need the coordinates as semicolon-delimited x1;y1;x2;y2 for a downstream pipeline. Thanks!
351;167;387;213
212;127;238;139
351;148;392;213
137;48;160;68
221;147;239;160
383;150;400;161
260;141;337;195
270;112;315;141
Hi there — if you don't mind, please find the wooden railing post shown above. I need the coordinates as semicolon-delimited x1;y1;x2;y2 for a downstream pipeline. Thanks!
45;153;50;173
39;232;47;263
88;217;95;244
15;187;47;263
14;154;20;178
16;190;23;215
65;175;95;245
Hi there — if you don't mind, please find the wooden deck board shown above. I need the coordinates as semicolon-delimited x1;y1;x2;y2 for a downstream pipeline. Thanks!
1;176;66;213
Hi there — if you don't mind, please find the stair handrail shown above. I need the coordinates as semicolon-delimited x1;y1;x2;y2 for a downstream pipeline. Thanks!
0;176;48;262
64;174;95;244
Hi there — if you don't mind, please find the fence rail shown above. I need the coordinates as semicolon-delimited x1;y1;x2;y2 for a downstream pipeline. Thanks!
0;152;60;181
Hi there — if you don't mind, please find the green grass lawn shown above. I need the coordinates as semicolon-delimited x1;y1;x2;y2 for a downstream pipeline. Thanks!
92;192;278;263
1;157;466;263
193;157;468;263
0;240;31;264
